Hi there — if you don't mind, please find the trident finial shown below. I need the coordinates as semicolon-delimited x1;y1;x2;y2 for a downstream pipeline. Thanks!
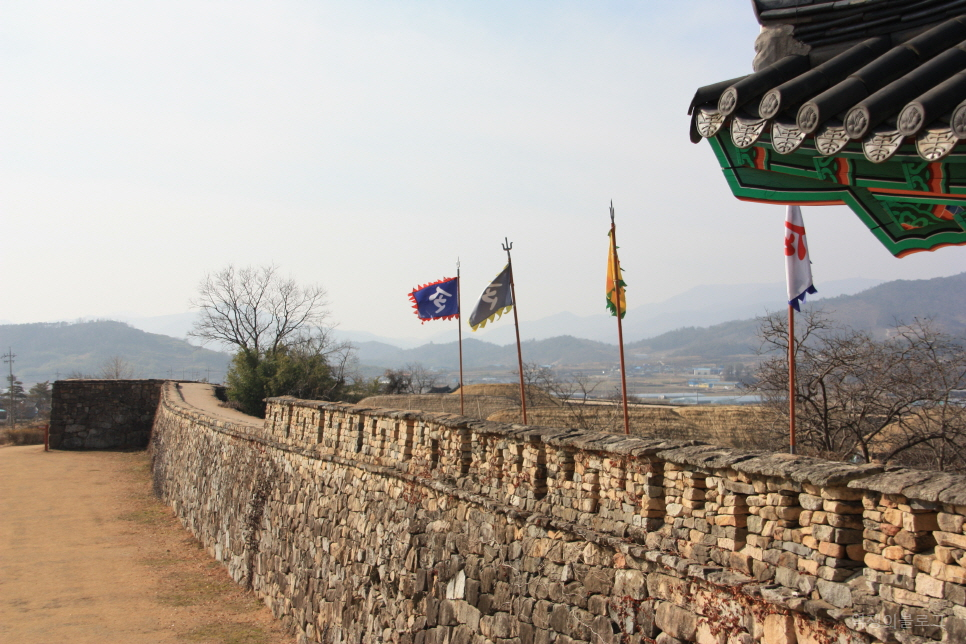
502;237;513;252
610;200;615;224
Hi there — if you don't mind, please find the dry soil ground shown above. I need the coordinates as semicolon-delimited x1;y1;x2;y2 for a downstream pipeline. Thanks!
0;444;296;644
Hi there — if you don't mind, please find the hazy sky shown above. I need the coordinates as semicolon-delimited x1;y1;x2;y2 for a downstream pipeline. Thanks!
3;1;963;343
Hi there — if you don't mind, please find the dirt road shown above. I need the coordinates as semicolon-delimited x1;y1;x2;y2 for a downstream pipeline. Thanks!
0;445;295;644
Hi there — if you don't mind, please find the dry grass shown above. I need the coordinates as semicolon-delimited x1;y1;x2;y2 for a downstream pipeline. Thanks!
0;423;47;446
360;384;557;422
454;383;556;403
182;622;271;644
674;406;764;448
361;390;765;450
358;393;519;421
158;568;240;607
487;404;764;449
452;383;516;397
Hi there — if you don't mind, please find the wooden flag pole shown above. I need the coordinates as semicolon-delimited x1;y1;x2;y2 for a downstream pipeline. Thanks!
610;203;631;435
457;260;465;416
503;238;528;425
788;304;796;455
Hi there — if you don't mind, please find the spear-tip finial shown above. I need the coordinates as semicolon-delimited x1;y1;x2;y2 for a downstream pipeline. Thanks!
610;200;615;224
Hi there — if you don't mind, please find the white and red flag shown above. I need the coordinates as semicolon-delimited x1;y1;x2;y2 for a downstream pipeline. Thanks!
784;205;817;311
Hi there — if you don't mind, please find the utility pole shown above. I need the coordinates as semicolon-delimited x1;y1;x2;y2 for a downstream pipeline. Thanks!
3;348;16;428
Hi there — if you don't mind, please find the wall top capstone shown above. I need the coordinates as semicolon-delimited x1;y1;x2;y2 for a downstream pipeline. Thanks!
266;395;929;491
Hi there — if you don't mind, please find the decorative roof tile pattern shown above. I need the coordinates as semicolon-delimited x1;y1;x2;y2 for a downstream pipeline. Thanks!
690;16;966;164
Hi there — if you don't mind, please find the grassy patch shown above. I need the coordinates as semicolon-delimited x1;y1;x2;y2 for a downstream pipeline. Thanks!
129;458;153;475
118;503;169;525
182;622;270;644
158;570;236;607
139;555;182;568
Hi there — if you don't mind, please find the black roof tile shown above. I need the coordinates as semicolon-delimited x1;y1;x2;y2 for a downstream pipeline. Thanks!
759;37;892;119
690;14;966;163
754;0;966;49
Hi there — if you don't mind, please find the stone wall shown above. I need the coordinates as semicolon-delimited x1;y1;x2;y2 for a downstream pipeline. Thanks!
49;379;164;449
147;382;966;644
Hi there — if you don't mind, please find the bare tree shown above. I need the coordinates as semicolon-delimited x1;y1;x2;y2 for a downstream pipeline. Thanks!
752;311;966;470
381;369;412;395
886;322;966;470
190;264;332;355
377;364;442;395
511;362;623;433
100;356;136;379
190;264;356;416
405;362;440;394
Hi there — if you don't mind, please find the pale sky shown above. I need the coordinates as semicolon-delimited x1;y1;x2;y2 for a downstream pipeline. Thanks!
3;1;963;343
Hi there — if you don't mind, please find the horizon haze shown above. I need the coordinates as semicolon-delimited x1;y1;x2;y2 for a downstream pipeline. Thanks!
4;2;965;342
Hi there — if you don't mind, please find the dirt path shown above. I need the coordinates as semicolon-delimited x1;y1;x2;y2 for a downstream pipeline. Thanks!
176;383;263;428
0;445;296;644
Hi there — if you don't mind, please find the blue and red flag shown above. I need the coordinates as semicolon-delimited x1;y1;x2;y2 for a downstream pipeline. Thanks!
409;277;459;323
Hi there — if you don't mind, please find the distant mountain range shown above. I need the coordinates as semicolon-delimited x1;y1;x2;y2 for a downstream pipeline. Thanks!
352;335;621;371
627;272;966;361
100;277;885;349
4;274;962;385
0;320;231;385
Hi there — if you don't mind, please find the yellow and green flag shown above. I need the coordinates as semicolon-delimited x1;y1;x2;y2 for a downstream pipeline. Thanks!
606;229;626;318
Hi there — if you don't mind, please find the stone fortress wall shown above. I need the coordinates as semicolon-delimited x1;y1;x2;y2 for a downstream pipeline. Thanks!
58;379;966;643
48;379;164;449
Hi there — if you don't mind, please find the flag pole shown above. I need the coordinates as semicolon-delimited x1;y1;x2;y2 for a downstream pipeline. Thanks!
610;202;631;435
788;304;796;455
503;238;528;425
457;259;465;416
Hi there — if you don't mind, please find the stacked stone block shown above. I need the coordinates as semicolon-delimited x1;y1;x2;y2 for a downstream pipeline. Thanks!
542;443;578;523
625;457;665;533
469;430;504;498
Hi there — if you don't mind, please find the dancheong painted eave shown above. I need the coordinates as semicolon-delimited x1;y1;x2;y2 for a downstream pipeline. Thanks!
689;10;966;256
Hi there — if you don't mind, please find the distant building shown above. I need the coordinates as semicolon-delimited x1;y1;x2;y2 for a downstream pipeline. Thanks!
688;379;717;388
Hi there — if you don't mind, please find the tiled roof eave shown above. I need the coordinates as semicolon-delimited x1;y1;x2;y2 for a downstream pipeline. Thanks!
693;107;963;164
690;15;966;164
712;128;966;165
